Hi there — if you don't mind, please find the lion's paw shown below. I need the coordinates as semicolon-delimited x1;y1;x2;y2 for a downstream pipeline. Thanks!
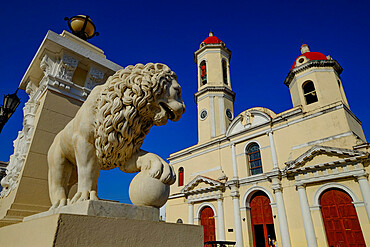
70;190;99;204
139;153;176;185
50;198;67;210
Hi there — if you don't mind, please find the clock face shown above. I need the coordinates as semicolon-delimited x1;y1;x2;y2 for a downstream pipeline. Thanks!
226;109;233;120
200;109;208;120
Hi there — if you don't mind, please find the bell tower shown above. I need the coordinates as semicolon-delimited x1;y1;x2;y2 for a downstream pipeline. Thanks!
284;44;349;112
194;32;235;143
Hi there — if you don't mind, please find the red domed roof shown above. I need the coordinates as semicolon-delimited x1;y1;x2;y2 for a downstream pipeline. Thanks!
291;45;327;70
203;35;222;45
199;32;224;48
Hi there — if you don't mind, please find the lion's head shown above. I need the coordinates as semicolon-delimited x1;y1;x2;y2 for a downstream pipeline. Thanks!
94;63;185;169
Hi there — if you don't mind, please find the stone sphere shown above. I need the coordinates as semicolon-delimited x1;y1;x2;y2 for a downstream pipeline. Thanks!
129;170;170;208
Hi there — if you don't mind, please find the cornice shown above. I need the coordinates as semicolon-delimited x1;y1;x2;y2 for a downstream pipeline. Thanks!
284;60;343;87
194;86;236;103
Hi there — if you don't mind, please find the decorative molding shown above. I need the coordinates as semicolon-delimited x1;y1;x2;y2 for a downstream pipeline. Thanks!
311;182;361;207
241;185;275;208
85;67;105;89
194;86;236;103
195;202;218;220
168;193;185;199
182;175;224;194
284;60;343;87
182;175;225;203
285;145;368;171
291;131;354;150
190;166;222;177
0;79;41;197
58;54;78;81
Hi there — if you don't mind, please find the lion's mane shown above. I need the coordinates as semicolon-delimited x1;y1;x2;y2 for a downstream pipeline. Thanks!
94;63;177;170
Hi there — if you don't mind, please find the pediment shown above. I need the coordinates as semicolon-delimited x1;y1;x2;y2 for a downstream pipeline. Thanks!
285;145;367;170
226;107;276;137
181;175;223;194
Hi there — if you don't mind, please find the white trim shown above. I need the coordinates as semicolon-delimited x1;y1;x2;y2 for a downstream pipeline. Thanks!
312;182;360;207
210;96;216;137
295;169;366;185
289;68;335;89
292;131;353;150
242;186;275;208
244;140;262;153
197;49;230;60
197;93;234;102
190;166;222;177
196;202;218;221
219;96;225;134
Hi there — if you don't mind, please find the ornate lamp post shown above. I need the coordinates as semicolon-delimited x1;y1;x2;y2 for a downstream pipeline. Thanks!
0;89;20;133
64;15;99;40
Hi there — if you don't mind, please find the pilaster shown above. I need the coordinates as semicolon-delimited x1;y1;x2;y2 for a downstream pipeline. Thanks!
296;183;318;247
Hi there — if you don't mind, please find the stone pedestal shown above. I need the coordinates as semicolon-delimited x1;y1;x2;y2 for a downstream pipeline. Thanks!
0;212;203;247
24;200;159;222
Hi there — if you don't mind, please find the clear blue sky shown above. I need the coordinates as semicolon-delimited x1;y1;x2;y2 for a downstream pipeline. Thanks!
1;0;369;203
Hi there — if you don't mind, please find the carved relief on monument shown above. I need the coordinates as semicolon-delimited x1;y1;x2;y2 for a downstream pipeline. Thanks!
57;54;78;81
85;67;105;89
0;80;40;197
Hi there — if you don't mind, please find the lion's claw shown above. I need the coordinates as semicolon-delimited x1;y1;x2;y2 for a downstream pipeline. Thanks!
69;190;99;205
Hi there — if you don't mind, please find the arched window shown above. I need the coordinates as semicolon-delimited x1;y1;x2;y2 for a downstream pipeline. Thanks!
200;61;207;85
178;167;184;186
247;143;263;175
303;81;318;105
222;60;228;85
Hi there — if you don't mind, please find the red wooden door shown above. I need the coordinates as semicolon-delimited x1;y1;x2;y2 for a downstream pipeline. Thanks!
320;189;366;247
200;206;216;246
250;192;276;247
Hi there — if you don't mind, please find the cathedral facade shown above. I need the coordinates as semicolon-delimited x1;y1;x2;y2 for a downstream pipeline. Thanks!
166;32;370;247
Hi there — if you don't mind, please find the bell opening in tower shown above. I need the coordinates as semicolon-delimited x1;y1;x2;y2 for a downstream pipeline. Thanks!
200;61;207;85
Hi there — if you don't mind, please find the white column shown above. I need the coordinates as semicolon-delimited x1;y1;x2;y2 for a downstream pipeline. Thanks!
267;131;279;169
188;202;194;224
231;185;244;247
218;96;225;134
356;174;370;222
297;184;318;247
210;96;215;137
217;197;226;240
231;143;239;179
272;178;291;247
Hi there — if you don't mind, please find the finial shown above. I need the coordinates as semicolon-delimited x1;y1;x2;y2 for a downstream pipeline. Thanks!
209;31;214;37
300;44;310;54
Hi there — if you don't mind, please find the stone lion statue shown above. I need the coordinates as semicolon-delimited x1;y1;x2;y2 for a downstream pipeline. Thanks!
48;63;185;209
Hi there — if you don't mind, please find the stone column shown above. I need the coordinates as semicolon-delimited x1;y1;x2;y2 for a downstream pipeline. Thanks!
267;131;279;169
297;184;318;247
188;202;194;224
356;174;370;222
217;197;226;240
230;183;243;247
272;177;291;247
231;143;239;179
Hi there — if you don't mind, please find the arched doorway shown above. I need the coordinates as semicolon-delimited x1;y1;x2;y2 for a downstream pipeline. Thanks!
250;191;276;247
320;189;366;247
200;206;216;246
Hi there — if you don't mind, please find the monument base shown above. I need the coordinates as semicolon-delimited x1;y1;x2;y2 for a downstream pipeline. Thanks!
23;200;159;222
0;213;203;247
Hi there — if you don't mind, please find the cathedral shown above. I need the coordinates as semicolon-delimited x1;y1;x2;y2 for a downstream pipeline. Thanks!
166;32;370;247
